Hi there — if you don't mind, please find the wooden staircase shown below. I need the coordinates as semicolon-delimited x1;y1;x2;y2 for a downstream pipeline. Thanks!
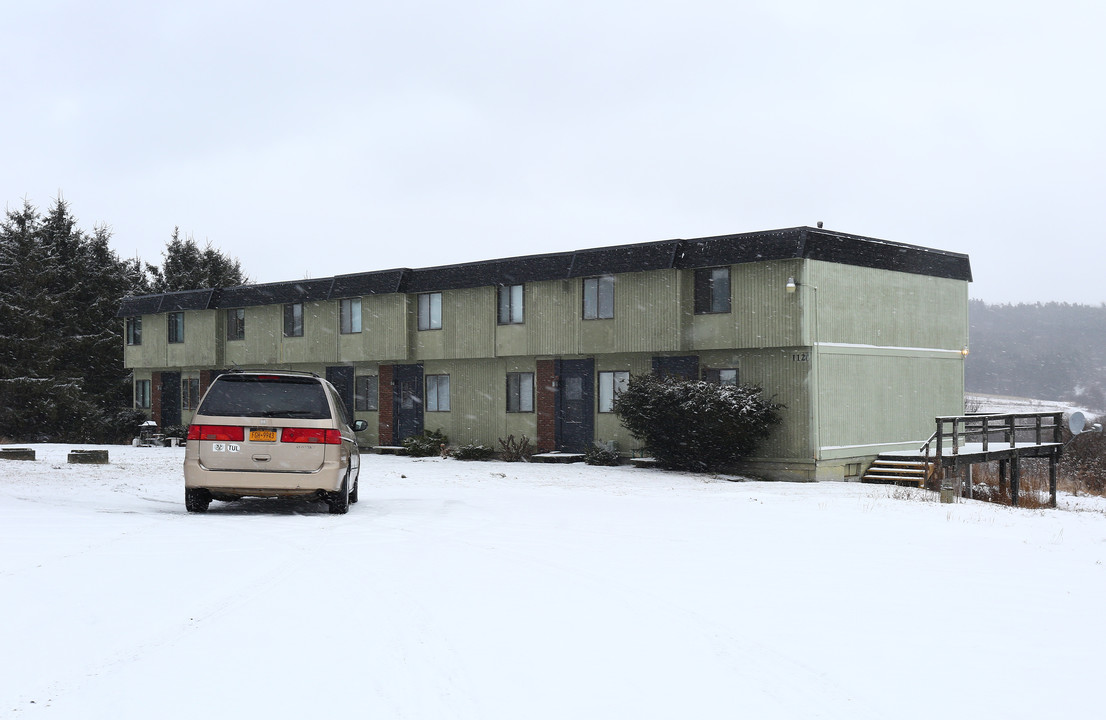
860;457;934;487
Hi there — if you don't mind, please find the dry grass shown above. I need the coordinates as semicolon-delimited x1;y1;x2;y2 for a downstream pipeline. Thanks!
959;459;1103;509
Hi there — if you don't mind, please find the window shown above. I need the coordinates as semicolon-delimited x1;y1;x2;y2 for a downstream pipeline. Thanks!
426;374;450;412
498;284;524;325
583;276;614;319
126;317;142;346
694;267;731;314
135;380;151;409
704;368;739;386
182;375;201;411
355;375;379;411
340;298;362;334
283;302;304;337
167;312;184;343
598;370;630;412
506;372;534;412
227;308;245;341
418;292;442;330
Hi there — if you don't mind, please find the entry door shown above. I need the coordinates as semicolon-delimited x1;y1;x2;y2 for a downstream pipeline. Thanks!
160;371;181;428
557;359;594;452
393;363;424;442
326;366;355;418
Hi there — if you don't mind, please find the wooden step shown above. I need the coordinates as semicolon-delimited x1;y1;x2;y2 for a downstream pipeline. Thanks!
861;456;934;487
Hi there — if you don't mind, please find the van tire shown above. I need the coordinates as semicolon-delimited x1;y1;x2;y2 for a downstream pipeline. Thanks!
185;488;211;513
328;473;350;514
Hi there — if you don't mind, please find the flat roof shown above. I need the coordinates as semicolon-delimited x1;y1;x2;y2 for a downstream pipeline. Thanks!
118;226;972;316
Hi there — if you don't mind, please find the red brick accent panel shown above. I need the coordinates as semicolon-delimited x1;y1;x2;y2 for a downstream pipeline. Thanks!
536;359;557;453
151;372;162;425
378;364;394;446
199;370;217;398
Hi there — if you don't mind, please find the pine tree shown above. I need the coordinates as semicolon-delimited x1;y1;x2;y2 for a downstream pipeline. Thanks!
146;227;245;292
0;198;144;441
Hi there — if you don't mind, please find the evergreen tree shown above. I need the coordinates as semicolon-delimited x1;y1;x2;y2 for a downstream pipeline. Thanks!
146;227;246;292
0;198;144;441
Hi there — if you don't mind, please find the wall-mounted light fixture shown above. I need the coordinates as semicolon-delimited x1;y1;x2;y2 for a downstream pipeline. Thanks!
961;347;970;357
785;277;797;294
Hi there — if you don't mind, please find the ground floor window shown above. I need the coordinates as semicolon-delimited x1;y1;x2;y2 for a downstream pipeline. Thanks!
426;374;450;412
135;379;151;409
598;370;630;412
704;368;739;386
506;372;534;412
355;375;379;411
182;374;201;411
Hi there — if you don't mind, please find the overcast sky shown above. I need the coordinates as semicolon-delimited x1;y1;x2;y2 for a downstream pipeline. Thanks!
4;0;1104;304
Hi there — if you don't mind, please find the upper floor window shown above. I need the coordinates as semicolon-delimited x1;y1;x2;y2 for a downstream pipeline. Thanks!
355;375;379;411
340;298;362;334
134;379;151;409
418;292;442;331
694;267;731;314
704;368;739;386
167;312;184;344
598;370;630;412
426;374;450;412
283;302;304;337
126;317;142;346
227;308;245;341
506;372;534;412
583;276;614;320
498;284;524;325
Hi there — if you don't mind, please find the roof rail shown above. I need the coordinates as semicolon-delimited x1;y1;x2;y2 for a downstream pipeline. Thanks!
222;368;321;378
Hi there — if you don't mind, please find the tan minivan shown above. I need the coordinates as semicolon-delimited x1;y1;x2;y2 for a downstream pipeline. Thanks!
183;370;367;514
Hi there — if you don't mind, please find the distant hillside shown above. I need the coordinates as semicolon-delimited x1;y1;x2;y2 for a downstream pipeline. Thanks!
967;300;1106;412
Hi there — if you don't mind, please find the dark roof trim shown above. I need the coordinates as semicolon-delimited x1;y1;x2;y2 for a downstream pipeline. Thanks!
117;226;972;316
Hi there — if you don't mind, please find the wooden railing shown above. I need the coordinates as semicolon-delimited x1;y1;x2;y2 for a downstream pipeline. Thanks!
920;412;1064;462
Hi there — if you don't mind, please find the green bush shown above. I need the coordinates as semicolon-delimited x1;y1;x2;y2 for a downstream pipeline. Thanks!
612;374;782;472
584;443;621;466
453;444;496;461
403;429;449;457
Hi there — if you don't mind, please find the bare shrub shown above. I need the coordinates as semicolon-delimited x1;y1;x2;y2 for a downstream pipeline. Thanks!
498;435;533;462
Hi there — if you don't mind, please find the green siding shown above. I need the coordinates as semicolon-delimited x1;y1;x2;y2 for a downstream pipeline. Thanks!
524;279;578;356
805;261;969;349
123;314;165;369
419;358;538;446
121;251;970;478
412;287;496;361
338;295;408;363
816;347;965;458
225;305;280;367
684;260;803;351
167;311;218;368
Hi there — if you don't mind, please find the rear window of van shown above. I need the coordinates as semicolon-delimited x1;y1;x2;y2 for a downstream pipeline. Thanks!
197;375;331;419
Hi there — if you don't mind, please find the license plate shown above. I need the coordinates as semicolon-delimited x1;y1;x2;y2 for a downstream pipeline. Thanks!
249;428;277;442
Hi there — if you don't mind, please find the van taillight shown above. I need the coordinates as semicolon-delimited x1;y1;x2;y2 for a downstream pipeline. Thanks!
281;427;341;444
187;425;245;442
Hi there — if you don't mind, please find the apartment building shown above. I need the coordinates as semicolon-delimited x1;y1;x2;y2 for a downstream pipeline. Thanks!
118;226;972;481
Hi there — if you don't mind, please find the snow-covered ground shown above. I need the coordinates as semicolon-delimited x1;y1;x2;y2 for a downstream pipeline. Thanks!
2;445;1105;719
967;392;1095;418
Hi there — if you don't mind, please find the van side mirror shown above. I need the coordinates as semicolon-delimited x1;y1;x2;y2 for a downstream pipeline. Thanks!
352;420;368;432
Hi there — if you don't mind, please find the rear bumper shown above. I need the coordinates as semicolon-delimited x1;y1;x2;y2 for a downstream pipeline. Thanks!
184;456;346;496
